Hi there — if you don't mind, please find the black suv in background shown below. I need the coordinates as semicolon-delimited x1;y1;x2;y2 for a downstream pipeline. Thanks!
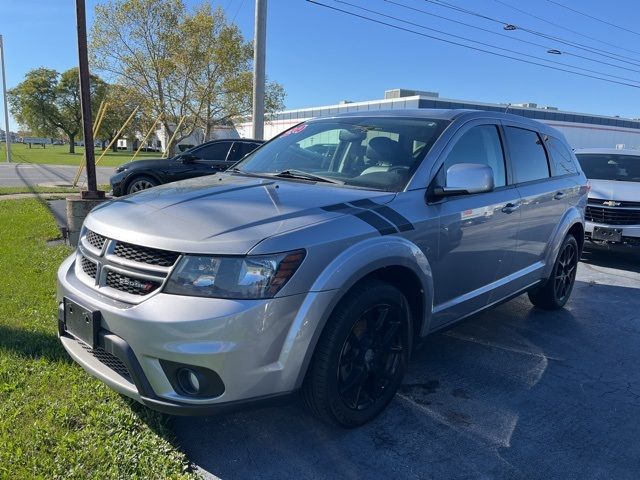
110;138;264;196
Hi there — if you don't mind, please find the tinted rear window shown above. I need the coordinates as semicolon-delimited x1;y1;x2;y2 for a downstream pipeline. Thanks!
576;154;640;182
505;127;550;183
546;136;578;176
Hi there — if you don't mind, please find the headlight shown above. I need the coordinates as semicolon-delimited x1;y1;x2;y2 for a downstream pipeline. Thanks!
164;250;305;299
115;165;129;173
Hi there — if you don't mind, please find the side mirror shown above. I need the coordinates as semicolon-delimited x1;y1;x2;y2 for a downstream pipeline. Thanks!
434;163;495;197
180;153;197;163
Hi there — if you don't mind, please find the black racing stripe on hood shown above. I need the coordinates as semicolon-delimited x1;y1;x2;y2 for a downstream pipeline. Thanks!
321;203;397;236
158;182;275;210
349;198;415;232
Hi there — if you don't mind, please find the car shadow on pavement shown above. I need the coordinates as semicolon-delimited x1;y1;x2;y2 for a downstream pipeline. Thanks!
580;247;640;274
168;277;640;480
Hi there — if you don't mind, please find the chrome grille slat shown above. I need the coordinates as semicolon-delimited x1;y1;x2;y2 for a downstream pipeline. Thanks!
585;206;640;225
113;241;179;267
105;270;162;296
86;230;107;250
80;255;97;279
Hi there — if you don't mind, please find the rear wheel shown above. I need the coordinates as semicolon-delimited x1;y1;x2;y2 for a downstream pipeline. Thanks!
302;280;412;428
126;175;158;194
528;234;579;310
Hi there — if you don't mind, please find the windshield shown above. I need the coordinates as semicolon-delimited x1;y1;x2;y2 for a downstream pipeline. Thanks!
576;153;640;183
234;117;449;191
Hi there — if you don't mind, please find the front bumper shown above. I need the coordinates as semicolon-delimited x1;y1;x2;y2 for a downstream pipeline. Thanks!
585;221;640;248
109;171;126;197
57;254;337;414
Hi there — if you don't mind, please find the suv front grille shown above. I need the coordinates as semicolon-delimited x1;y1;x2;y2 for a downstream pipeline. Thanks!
80;255;97;279
106;270;162;296
114;241;179;267
86;230;107;250
585;206;640;226
78;231;179;302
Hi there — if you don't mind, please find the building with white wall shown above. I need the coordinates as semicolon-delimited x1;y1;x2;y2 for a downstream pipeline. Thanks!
236;89;640;150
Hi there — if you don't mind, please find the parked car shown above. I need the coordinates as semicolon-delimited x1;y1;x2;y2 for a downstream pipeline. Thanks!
109;138;264;196
57;110;587;427
574;148;640;249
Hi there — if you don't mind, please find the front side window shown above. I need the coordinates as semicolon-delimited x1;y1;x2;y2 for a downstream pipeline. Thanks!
234;117;450;191
546;136;578;176
576;153;640;182
192;142;232;161
505;127;550;183
443;125;506;188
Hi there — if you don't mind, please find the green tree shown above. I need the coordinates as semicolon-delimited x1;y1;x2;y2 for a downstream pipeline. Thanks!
96;84;142;152
9;68;107;153
90;0;284;155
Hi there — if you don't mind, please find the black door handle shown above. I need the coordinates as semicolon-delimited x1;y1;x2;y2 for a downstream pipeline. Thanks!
553;191;565;200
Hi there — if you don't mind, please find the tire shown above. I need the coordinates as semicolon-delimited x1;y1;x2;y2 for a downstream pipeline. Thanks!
126;175;158;195
528;234;579;310
302;279;412;428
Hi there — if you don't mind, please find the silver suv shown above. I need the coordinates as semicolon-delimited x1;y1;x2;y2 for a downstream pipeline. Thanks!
575;148;640;249
57;110;587;427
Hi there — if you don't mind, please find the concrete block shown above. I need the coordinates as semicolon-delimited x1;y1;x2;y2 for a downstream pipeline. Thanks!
66;196;108;246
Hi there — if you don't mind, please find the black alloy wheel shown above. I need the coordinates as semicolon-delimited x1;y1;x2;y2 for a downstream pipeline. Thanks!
337;303;404;411
528;234;579;310
554;240;578;303
302;280;412;427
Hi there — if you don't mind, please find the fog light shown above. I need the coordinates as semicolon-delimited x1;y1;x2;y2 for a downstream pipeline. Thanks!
160;359;225;398
177;368;201;394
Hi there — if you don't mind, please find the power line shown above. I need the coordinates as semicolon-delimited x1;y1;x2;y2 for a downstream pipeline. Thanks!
545;0;640;38
385;0;640;75
491;0;640;57
425;0;640;66
305;0;640;90
330;0;640;86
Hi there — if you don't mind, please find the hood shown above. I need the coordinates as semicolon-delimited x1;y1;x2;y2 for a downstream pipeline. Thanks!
85;173;395;254
118;158;177;170
588;179;640;202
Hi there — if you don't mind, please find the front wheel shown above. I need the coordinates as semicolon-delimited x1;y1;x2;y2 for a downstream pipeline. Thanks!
528;234;579;310
126;175;158;195
302;280;412;428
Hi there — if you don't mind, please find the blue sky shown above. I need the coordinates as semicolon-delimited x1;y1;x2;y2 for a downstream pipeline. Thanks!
1;0;640;131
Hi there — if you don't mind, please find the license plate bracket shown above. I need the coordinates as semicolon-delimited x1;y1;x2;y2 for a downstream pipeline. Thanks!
592;226;623;242
63;297;100;348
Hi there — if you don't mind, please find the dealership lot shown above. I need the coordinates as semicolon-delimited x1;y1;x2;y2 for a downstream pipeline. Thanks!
175;250;640;480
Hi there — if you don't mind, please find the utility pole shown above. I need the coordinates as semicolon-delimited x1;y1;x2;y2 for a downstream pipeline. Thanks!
75;0;102;198
0;35;11;163
252;0;267;140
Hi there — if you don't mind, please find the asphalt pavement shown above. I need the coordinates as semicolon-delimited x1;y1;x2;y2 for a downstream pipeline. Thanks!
0;162;113;187
173;250;640;480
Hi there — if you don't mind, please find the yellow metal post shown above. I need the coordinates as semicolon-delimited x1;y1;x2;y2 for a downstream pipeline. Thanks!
72;101;108;187
131;113;162;162
162;116;185;159
94;106;139;166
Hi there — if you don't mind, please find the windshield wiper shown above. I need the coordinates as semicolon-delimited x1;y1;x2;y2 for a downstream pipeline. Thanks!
274;169;344;185
229;167;271;178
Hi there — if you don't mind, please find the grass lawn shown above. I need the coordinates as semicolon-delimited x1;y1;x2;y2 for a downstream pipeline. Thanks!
0;142;159;167
0;199;195;479
0;185;111;196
